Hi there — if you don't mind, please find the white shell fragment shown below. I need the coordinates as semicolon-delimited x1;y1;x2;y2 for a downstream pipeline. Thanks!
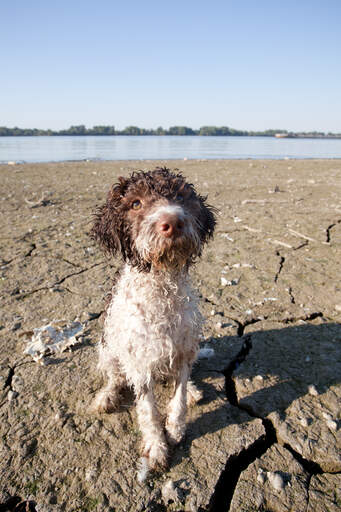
24;320;84;363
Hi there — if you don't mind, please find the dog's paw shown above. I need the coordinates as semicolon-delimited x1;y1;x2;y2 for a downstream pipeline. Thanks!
186;381;203;407
91;389;120;413
165;420;185;446
143;440;168;470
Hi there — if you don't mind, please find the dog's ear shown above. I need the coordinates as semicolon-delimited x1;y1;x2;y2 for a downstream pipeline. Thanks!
198;197;217;244
90;177;128;256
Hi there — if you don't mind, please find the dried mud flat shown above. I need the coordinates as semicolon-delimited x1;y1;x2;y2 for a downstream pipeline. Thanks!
0;159;340;512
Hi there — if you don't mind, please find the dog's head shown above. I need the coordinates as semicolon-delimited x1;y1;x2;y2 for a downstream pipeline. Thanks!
91;167;216;271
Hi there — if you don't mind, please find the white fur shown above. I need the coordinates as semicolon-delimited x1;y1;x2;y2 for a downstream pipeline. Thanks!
93;185;210;470
99;265;202;392
95;264;203;468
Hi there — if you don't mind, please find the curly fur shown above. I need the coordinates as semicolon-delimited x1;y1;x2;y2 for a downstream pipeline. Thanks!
91;167;216;470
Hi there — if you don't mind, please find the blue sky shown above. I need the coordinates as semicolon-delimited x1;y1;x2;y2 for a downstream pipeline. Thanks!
1;0;341;132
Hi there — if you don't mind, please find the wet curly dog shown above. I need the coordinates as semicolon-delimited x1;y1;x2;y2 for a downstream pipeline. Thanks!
91;167;216;470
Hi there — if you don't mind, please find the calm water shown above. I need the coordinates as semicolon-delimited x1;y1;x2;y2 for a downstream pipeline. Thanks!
1;135;341;163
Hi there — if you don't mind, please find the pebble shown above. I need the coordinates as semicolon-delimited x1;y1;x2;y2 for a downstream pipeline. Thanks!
335;304;341;312
267;471;285;491
257;469;266;484
221;277;239;287
326;420;337;431
300;417;309;428
8;390;18;401
162;479;181;504
85;468;97;481
308;384;318;396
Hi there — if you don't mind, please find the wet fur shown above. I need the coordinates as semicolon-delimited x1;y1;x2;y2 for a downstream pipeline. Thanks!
91;167;216;470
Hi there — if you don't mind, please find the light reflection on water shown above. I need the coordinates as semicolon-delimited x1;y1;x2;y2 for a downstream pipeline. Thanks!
0;135;341;163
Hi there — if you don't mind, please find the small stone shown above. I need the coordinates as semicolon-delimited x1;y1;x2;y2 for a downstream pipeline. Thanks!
221;277;228;287
322;412;332;421
335;304;341;312
305;355;311;362
8;390;18;401
210;309;216;316
257;469;266;484
267;471;285;491
215;322;222;329
162;480;181;505
326;420;337;431
85;468;97;481
300;417;309;428
308;384;318;396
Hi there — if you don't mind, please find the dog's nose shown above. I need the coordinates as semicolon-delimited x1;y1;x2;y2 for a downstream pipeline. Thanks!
158;214;184;238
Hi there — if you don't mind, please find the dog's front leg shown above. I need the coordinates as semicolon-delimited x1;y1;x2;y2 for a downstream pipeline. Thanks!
136;383;168;470
165;363;190;445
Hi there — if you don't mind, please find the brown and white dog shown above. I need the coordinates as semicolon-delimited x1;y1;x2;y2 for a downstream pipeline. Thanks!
91;167;216;470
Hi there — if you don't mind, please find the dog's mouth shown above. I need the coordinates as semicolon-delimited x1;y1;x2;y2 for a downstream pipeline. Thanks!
152;235;199;269
136;232;200;270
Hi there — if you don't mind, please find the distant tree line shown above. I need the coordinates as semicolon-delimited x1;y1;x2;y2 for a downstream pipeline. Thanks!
0;125;340;138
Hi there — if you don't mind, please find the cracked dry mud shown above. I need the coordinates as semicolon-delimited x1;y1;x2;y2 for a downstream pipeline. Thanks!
0;159;340;512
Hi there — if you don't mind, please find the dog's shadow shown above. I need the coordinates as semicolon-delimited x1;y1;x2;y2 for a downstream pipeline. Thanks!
169;321;341;469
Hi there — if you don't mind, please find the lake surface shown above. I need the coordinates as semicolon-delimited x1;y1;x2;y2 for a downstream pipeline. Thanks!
1;135;341;163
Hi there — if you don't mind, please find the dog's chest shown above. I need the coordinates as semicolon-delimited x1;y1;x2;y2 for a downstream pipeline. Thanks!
104;265;201;363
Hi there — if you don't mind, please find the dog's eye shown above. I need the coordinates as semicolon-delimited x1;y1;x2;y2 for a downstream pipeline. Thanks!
132;199;142;210
176;194;184;202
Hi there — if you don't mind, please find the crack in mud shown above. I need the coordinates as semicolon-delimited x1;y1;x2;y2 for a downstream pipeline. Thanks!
0;496;37;511
24;244;36;258
326;219;341;243
234;319;263;337
283;443;323;475
58;257;82;268
293;240;309;251
209;421;275;511
208;334;278;510
282;311;323;324
288;286;296;304
224;335;253;405
1;244;36;267
4;367;15;391
274;251;285;283
210;318;330;511
9;262;104;301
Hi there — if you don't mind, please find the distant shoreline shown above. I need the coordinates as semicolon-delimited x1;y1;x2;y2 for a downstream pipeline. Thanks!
1;125;340;139
2;158;341;167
